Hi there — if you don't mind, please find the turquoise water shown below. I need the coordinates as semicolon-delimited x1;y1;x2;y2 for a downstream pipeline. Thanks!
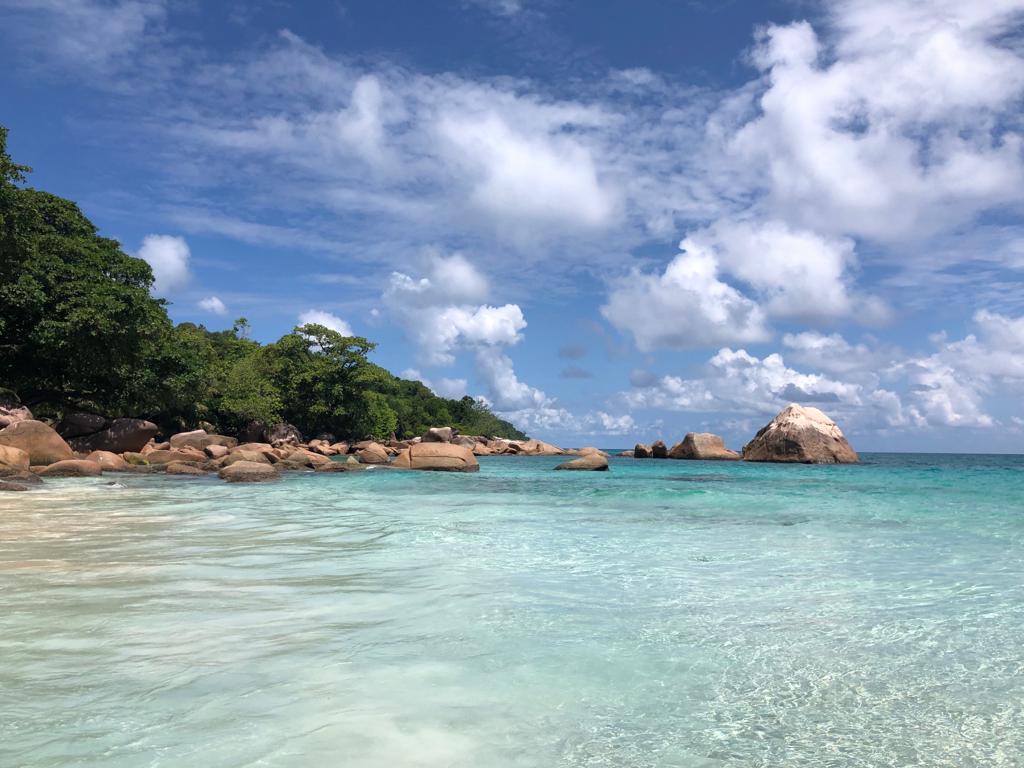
1;453;1023;767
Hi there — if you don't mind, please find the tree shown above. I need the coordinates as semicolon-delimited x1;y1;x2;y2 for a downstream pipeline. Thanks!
259;324;376;436
0;130;172;413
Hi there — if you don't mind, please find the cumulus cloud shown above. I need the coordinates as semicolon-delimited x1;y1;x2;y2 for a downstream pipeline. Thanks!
719;0;1024;241
601;247;769;351
198;296;227;315
436;111;617;229
895;309;1024;427
686;219;873;321
384;251;524;365
138;234;190;295
474;347;548;410
400;369;469;399
383;253;558;419
782;331;892;376
298;309;354;336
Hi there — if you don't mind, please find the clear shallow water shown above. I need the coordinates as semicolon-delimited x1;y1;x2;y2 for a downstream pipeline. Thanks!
1;453;1023;767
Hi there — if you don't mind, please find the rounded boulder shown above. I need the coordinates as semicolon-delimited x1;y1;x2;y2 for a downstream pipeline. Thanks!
668;433;740;461
555;454;609;471
0;420;74;465
742;404;859;464
218;461;281;483
392;443;479;472
38;459;103;477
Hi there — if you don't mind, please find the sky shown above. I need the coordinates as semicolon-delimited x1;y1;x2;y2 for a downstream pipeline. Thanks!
1;0;1023;452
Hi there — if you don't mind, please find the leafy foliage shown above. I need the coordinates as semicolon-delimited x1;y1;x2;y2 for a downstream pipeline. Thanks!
0;127;527;441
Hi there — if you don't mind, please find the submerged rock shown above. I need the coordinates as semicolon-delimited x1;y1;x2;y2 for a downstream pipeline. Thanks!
668;433;740;461
742;404;859;464
0;469;42;485
0;480;29;491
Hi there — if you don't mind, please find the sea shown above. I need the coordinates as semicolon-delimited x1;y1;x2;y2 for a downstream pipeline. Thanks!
1;453;1022;767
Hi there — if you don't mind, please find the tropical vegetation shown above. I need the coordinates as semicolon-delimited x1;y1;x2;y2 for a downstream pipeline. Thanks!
0;127;526;441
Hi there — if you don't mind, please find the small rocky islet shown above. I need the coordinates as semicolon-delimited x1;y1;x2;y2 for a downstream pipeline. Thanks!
0;403;859;488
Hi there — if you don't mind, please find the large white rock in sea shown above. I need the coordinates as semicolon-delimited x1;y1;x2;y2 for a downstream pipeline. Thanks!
742;404;859;464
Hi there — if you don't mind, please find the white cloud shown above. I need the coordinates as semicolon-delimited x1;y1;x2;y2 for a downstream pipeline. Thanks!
626;347;863;413
384;252;523;365
589;411;637;435
0;0;166;72
298;309;354;336
720;1;1024;241
601;247;769;351
400;369;468;399
895;309;1024;427
685;219;873;321
782;331;892;377
386;252;491;310
474;347;547;410
198;296;227;315
436;111;617;229
138;234;190;294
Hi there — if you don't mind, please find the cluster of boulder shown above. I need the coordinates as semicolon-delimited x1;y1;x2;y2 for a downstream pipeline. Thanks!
622;404;858;465
0;417;586;488
626;433;740;461
0;404;858;490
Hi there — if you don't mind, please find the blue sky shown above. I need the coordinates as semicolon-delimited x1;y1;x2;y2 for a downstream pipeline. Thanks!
2;0;1023;451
